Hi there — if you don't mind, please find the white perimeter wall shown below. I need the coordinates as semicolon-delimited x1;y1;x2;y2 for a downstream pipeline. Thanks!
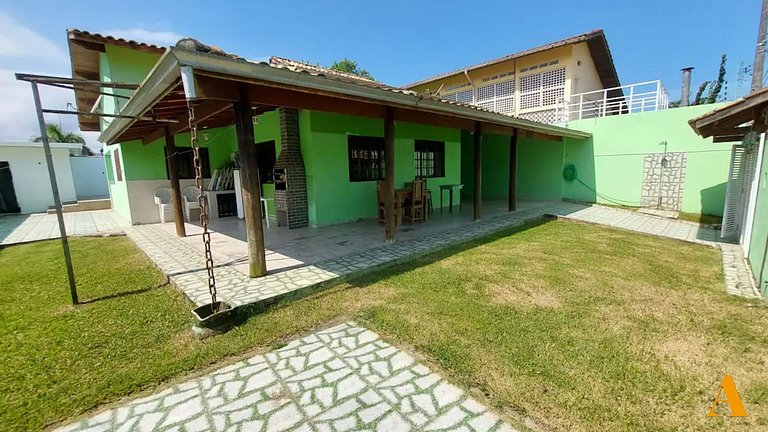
71;156;109;199
0;143;77;214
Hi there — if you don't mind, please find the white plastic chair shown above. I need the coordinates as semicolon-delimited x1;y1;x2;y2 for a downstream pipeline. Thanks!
153;187;173;223
182;185;201;222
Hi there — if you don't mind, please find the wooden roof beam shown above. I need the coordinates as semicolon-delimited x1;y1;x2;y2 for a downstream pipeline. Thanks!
142;99;232;144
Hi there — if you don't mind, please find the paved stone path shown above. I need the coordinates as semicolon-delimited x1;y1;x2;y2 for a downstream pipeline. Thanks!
56;322;514;432
0;210;126;246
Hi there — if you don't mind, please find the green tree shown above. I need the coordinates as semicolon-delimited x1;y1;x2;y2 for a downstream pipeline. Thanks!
670;53;727;107
705;54;727;104
33;123;93;156
328;58;375;81
693;81;711;105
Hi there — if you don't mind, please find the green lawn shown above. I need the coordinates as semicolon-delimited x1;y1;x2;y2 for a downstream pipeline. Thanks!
1;221;766;431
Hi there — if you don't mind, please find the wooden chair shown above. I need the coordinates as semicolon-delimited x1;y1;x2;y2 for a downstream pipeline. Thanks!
377;181;386;225
377;181;401;225
409;179;426;223
419;177;434;214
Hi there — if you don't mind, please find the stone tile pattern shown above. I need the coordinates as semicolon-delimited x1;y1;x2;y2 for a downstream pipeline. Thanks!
126;203;565;308
641;152;687;211
127;201;760;312
0;210;126;246
56;322;514;432
720;243;761;297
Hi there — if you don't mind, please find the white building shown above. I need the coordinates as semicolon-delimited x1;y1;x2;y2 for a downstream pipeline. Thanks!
0;142;80;214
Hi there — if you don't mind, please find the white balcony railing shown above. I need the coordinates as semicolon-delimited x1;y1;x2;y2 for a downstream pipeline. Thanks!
556;80;669;123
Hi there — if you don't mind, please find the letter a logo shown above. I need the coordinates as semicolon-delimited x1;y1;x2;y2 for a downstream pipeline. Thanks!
708;374;747;417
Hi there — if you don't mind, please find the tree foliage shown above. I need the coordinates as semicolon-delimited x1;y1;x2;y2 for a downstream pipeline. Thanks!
670;53;727;107
33;123;93;156
328;58;375;81
693;81;711;105
705;54;727;104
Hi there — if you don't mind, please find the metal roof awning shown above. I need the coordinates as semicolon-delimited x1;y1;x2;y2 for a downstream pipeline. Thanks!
99;47;591;145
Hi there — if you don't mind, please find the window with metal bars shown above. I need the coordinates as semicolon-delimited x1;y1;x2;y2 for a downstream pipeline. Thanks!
348;135;385;182
414;140;445;178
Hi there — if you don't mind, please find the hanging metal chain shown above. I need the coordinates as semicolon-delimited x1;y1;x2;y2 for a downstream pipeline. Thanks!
188;102;218;310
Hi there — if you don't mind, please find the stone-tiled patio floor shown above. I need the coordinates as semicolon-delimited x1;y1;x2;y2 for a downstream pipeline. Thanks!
128;200;760;310
56;322;515;432
0;210;126;246
126;201;565;308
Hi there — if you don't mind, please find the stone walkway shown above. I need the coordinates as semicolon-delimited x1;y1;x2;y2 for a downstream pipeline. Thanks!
0;210;126;246
56;322;514;432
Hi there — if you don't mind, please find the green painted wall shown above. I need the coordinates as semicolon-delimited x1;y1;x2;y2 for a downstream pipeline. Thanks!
103;145;132;222
461;132;565;202
517;137;565;201
117;111;283;215
748;141;768;295
121;126;238;181
563;105;733;216
99;45;161;128
301;111;461;226
481;134;510;199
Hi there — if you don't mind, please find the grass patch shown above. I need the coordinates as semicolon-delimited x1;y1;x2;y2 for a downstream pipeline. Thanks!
1;222;766;431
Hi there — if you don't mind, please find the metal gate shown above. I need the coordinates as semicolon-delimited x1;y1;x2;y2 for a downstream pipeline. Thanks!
0;161;20;213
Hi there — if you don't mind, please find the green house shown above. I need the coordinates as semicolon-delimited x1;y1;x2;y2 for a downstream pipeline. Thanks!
69;30;588;226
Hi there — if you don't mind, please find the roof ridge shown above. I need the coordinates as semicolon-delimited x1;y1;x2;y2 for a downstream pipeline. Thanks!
67;28;167;52
404;29;606;89
268;56;381;84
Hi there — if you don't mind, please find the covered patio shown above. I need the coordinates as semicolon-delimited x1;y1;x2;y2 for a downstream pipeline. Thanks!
96;42;589;290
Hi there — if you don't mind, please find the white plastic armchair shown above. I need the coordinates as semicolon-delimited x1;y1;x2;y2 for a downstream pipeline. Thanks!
153;187;173;223
182;185;201;222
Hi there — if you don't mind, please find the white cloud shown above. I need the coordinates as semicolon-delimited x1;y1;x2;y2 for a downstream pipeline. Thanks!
103;28;184;47
0;12;99;150
0;12;66;63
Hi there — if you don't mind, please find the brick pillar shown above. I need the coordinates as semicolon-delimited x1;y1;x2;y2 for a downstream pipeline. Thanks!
274;108;309;228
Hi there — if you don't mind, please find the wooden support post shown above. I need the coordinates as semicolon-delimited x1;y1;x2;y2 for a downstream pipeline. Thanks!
384;107;397;242
508;129;518;212
165;127;187;237
473;122;482;221
233;85;267;277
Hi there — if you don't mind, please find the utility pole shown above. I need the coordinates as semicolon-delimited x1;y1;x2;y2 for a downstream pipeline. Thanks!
751;0;768;93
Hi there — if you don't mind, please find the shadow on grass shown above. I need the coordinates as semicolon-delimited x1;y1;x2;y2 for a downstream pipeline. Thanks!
229;217;556;327
79;282;167;305
346;217;555;289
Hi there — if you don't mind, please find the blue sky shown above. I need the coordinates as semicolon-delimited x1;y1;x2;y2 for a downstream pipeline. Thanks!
0;0;764;144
